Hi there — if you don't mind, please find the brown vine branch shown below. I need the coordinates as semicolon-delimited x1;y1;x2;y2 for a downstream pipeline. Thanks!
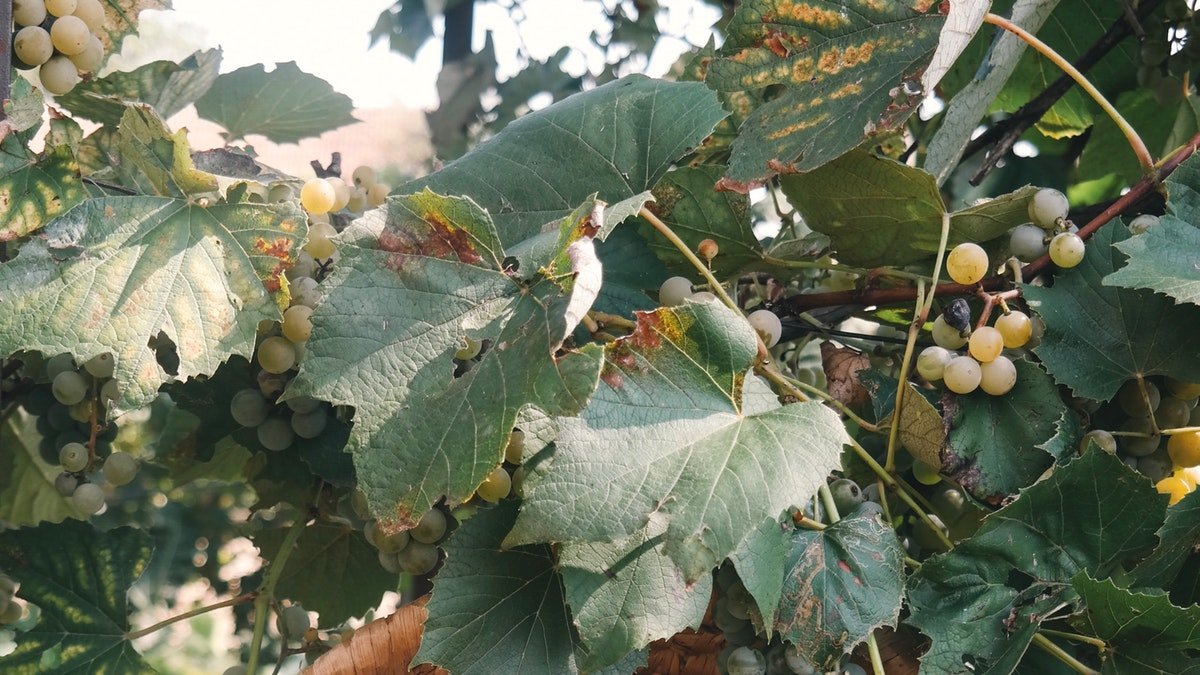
777;131;1200;315
962;0;1163;185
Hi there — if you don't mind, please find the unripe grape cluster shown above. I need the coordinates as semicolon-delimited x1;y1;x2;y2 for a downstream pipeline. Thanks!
362;500;452;577
1006;188;1085;269
10;351;137;516
711;563;829;675
11;0;108;95
1077;377;1200;504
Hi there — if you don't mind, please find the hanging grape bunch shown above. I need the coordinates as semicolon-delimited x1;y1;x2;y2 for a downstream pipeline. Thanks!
11;0;108;95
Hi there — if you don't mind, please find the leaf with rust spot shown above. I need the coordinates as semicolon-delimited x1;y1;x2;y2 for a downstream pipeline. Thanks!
821;342;870;410
707;0;946;188
775;512;904;670
289;191;605;528
508;301;848;581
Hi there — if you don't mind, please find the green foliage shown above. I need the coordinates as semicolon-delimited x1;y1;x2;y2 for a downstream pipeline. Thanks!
0;411;83;525
0;116;86;243
56;50;223;126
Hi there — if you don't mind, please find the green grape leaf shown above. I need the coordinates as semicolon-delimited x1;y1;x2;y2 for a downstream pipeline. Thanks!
1131;489;1200;589
780;150;1036;267
0;409;84;525
559;513;712;672
1103;152;1200;305
706;0;946;189
1077;90;1181;193
1102;646;1200;675
290;191;604;527
56;50;223;126
254;521;395;625
637;165;760;276
942;359;1079;505
1073;574;1200;651
415;501;577;673
194;62;357;144
408;75;728;246
908;451;1164;675
112;105;218;198
0;520;154;674
0;116;86;242
508;301;849;581
3;78;45;134
890;381;946;469
729;512;793;635
1023;223;1200;401
777;512;904;671
0;195;306;415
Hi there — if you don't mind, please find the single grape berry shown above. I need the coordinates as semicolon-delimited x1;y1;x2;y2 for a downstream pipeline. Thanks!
454;337;482;361
1079;429;1118;454
1120;417;1161;457
59;442;88;472
257;336;297;374
1028;188;1069;229
281;305;314;344
304;221;338;260
697;238;719;261
72;0;105;31
46;0;78;17
411;508;448;544
14;27;54;67
1166;378;1200;400
943;356;982;394
942;298;972;333
968;326;1004;363
912;461;942;486
40;55;81;95
84;353;115;379
1009;224;1048;262
931;315;968;350
102;452;139;486
504;429;525;464
1156;397;1192;429
290;409;328;439
326;177;352;212
725;646;766;675
352;165;377;187
1048;232;1086;268
49;15;90;55
256;417;295;452
916;345;952;382
1157;475;1191;506
52;370;88;405
277;604;310;640
398;541;439;575
658;276;693;307
979;355;1017;396
994;311;1032;349
299;178;336;215
54;471;78;496
72;483;105;515
230;389;270;427
1129;214;1159;234
476;466;512;502
747;309;782;348
1168;431;1200;468
1118;379;1160;417
829;479;863;514
13;0;47;26
945;242;989;285
367;183;390;207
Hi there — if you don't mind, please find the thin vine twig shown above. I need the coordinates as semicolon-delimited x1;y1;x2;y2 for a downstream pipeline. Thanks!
246;518;307;673
127;593;257;641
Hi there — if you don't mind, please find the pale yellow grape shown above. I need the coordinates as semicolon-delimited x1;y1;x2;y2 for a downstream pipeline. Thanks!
1079;429;1117;454
304;221;337;260
45;0;78;17
1048;232;1085;268
69;35;104;72
14;27;53;67
281;305;314;343
299;178;336;214
454;337;481;360
72;0;105;31
84;352;114;378
327;177;351;212
346;187;368;213
1028;188;1069;229
477;466;511;502
658;276;693;306
1008;224;1047;262
916;346;952;381
747;309;782;348
367;183;389;207
1157;475;1191;506
931;315;967;350
994;311;1032;348
946;243;989;285
102;452;138;486
257;336;297;374
1166;378;1200;400
505;430;525;464
968;326;1004;363
50;15;90;55
943;356;982;394
352;165;377;187
39;55;80;95
913;461;941;485
13;0;47;26
979;355;1017;395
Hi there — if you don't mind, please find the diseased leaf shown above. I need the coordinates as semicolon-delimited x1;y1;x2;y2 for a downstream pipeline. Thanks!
1023;223;1200;401
290;191;604;527
94;0;170;54
821;342;870;410
3;78;45;134
887;382;945;469
195;62;358;143
0;409;85;525
781;150;1036;267
254;521;396;625
311;597;447;675
1073;574;1200;651
0;521;154;674
55;50;223;126
776;512;904;670
508;301;849;581
113;105;219;198
707;0;946;188
559;514;712;671
0;116;86;242
908;452;1163;674
415;501;577;674
0;194;306;415
942;359;1079;505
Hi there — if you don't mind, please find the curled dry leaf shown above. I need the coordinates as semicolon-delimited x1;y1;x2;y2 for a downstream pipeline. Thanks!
306;596;447;675
820;342;871;410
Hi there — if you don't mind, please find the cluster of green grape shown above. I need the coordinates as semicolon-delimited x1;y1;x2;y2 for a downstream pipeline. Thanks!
1078;378;1200;504
362;499;451;577
0;573;21;626
916;295;1032;397
658;276;784;348
1006;188;1086;267
297;166;389;220
1137;0;1200;105
14;351;138;515
11;0;108;95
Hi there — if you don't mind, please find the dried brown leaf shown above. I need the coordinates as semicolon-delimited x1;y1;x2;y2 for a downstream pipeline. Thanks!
821;342;871;410
306;597;447;675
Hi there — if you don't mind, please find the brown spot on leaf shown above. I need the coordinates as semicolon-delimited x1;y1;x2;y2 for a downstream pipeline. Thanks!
378;212;483;265
787;2;849;28
821;342;870;409
766;113;830;140
830;82;865;100
764;33;790;58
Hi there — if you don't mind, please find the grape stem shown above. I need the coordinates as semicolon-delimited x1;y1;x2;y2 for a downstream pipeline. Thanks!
982;13;1152;174
1038;628;1109;651
974;288;1021;330
1163;426;1200;435
247;517;308;674
1136;375;1162;435
127;593;257;641
1032;633;1100;675
778;371;882;433
847;438;955;550
777;130;1200;314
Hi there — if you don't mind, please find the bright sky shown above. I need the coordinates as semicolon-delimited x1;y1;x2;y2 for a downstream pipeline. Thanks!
131;0;723;110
